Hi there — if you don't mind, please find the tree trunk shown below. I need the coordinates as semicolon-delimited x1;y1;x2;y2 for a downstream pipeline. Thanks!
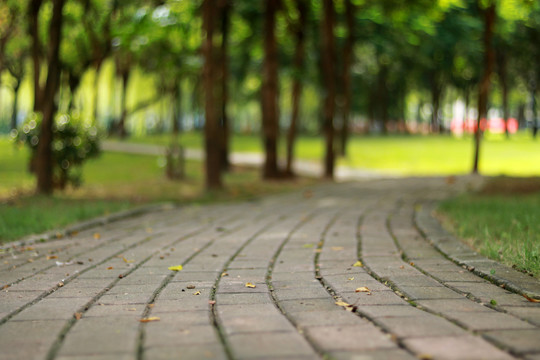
117;69;130;138
219;0;231;172
11;77;21;130
339;0;355;156
472;2;496;174
431;75;443;133
497;50;509;138
29;0;43;112
285;0;307;176
92;61;103;125
261;0;281;179
203;0;223;189
321;0;337;179
35;0;66;194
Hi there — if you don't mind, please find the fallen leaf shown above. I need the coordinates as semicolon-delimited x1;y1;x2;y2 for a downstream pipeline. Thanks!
139;317;160;323
245;282;256;288
399;265;405;269
347;277;354;281
118;274;124;279
193;291;201;295
122;257;134;264
523;294;540;303
107;266;114;270
2;285;10;290
331;247;344;251
58;282;64;287
127;308;137;311
314;249;322;253
147;304;155;308
74;312;82;320
93;233;101;240
352;261;363;267
335;301;351;307
355;287;372;294
409;262;415;266
186;285;196;289
168;265;183;271
46;255;58;260
418;354;434;360
221;272;229;277
302;244;314;249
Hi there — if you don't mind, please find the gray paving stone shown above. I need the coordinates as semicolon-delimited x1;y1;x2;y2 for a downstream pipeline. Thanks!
397;285;465;300
328;349;417;360
304;324;396;351
279;298;339;313
144;344;227;360
403;335;514;360
450;311;535;331
221;313;293;335
416;298;492;314
483;329;540;355
274;287;330;300
355;305;428;319
505;306;540;326
216;292;273;305
290;309;363;327
227;331;317;359
144;323;218;346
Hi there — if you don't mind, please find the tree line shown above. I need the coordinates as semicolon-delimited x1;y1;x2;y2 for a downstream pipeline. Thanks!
0;0;538;193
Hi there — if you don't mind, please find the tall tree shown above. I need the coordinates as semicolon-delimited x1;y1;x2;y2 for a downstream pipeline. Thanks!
285;0;308;176
321;0;337;179
30;0;67;194
472;1;496;174
261;0;281;179
218;0;231;171
338;0;355;156
203;0;223;189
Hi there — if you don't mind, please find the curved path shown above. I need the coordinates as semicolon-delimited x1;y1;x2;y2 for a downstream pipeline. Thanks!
1;177;539;360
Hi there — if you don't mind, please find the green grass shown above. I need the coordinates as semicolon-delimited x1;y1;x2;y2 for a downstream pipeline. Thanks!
124;131;540;176
0;197;133;242
438;184;540;278
0;136;317;242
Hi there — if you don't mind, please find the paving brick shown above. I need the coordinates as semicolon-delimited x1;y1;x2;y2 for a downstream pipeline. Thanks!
304;324;396;351
403;335;514;360
450;311;535;331
328;348;417;360
144;344;227;360
227;331;317;359
483;329;540;355
375;315;465;338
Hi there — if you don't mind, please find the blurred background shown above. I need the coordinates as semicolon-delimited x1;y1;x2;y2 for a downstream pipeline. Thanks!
0;1;539;256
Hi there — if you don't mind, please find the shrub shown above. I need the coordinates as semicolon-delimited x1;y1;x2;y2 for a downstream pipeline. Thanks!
11;113;101;189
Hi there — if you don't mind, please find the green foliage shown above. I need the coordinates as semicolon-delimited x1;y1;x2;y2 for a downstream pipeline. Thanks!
12;113;101;189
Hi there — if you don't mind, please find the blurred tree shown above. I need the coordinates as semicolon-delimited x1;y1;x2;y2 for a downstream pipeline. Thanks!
29;0;67;194
321;0;337;179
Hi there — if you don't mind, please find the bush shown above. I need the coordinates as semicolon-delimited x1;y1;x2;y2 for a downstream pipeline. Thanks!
11;113;101;189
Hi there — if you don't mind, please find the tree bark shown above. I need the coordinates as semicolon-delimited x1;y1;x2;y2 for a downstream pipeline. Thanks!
285;0;307;176
35;0;66;194
219;0;231;172
339;0;355;156
117;69;130;138
11;77;21;130
203;0;223;189
430;74;443;133
261;0;281;179
472;2;496;174
29;0;43;111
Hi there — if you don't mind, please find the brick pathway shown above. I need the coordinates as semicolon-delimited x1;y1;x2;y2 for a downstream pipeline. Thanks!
1;177;539;360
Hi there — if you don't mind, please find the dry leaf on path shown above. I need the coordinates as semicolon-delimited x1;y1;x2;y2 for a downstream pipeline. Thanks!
168;265;183;271
347;277;354;281
139;317;160;323
122;257;135;264
93;233;101;240
352;261;363;267
335;301;351;307
355;287;372;294
193;291;201;295
331;247;344;251
523;294;540;303
245;283;256;288
46;255;58;260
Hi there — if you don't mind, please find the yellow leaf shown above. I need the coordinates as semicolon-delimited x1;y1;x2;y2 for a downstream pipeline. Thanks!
335;301;351;307
221;272;229;277
139;317;160;323
347;277;354;281
93;233;101;240
355;287;371;293
46;255;58;260
302;244;314;248
245;282;256;288
331;246;344;251
122;257;134;264
168;265;183;271
193;291;201;295
314;249;322;253
353;261;363;267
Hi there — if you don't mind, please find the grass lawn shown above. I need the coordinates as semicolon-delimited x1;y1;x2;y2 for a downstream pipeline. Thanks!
0;137;317;243
438;177;540;278
124;131;540;176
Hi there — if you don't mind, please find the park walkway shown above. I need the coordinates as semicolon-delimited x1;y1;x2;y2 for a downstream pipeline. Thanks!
1;177;540;360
